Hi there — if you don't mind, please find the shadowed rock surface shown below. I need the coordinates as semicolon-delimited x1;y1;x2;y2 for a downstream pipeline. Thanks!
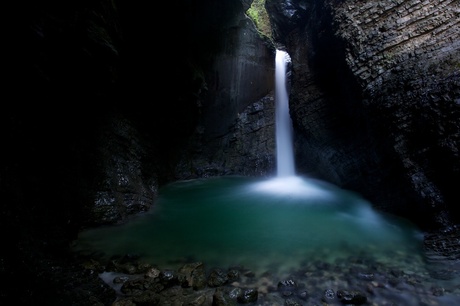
266;0;459;230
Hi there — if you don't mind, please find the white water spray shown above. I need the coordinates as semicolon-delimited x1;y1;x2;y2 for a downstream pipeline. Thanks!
275;49;295;177
253;50;330;199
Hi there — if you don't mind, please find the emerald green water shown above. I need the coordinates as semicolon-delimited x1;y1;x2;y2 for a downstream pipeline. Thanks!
73;176;425;276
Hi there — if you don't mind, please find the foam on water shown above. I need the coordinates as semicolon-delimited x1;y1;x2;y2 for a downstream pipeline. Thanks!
249;175;335;200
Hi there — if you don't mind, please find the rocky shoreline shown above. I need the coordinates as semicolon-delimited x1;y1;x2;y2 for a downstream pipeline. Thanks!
68;248;460;306
3;231;460;306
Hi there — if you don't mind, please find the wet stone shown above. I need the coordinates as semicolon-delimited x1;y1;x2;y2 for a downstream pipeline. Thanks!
208;268;229;287
336;289;368;305
237;288;258;303
323;288;335;300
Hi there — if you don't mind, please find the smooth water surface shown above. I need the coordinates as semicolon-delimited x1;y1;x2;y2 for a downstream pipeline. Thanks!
73;176;425;277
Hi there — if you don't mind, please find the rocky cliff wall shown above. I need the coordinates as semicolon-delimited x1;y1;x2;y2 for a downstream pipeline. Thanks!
266;0;460;230
172;3;277;179
83;0;277;223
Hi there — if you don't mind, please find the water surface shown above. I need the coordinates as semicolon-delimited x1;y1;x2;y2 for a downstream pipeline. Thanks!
74;175;425;277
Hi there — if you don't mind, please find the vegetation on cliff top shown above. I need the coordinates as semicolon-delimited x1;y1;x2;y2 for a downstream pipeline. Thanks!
246;0;272;39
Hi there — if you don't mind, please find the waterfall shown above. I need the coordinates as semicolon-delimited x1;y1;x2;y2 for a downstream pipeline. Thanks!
275;49;295;177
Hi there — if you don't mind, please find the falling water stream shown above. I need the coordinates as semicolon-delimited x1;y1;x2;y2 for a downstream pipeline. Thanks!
275;49;295;177
72;50;460;304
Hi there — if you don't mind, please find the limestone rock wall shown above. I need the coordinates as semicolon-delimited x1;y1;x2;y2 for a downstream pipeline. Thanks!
199;14;275;140
77;0;277;223
173;2;277;179
175;93;277;178
333;0;460;228
267;0;460;229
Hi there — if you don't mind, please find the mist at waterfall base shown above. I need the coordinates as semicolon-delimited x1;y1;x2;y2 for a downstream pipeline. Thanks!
74;50;426;279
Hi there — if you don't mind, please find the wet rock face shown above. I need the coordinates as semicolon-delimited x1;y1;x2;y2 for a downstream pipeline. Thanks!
267;0;460;230
174;94;277;179
265;0;309;46
172;0;277;180
332;0;459;227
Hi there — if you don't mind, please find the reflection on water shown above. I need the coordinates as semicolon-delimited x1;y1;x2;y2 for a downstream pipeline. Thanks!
73;176;426;277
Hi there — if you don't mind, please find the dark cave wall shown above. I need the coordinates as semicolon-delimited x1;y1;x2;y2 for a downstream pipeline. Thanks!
116;0;277;183
266;0;460;230
172;5;277;179
3;0;277;229
8;0;122;103
329;0;460;229
266;0;422;223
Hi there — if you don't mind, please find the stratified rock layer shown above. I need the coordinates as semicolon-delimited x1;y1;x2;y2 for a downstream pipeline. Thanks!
267;0;460;230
